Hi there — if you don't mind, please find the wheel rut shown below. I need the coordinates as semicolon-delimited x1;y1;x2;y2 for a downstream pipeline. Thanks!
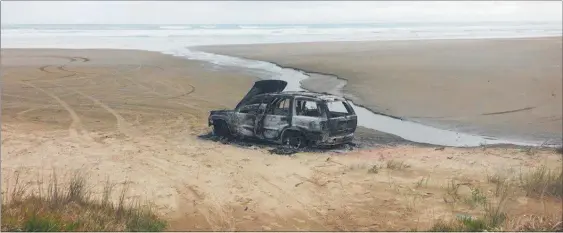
19;81;92;141
63;87;140;138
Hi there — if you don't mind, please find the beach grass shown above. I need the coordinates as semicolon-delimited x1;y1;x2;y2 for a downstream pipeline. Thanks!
519;166;562;198
429;165;562;231
1;171;166;232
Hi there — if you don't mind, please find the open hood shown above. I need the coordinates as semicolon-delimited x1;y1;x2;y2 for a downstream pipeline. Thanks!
235;80;287;109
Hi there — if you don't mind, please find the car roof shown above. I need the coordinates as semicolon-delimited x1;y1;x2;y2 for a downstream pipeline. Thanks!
255;91;347;102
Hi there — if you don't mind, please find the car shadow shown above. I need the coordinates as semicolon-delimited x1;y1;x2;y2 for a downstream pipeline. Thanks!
197;132;357;156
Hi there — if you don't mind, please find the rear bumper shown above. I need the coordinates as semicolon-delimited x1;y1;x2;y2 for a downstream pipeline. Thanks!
317;133;354;146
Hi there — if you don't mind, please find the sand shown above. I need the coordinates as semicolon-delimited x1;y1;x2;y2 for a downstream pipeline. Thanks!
1;48;561;231
195;37;563;144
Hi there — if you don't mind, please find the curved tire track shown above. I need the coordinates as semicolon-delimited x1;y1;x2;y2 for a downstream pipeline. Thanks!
20;55;142;139
44;62;147;138
165;84;196;99
63;87;140;138
17;54;203;139
116;64;196;100
19;81;91;141
25;56;89;82
481;106;536;116
39;65;58;73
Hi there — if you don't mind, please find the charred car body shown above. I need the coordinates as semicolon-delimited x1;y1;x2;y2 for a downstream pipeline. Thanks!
208;80;357;147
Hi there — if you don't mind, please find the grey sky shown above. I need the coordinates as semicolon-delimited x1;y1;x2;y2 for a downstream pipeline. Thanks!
2;1;562;24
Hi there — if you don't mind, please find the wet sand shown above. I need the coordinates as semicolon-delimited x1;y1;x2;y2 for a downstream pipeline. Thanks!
2;48;561;231
195;37;563;144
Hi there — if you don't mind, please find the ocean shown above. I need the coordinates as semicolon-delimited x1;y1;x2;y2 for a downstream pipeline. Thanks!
2;22;562;49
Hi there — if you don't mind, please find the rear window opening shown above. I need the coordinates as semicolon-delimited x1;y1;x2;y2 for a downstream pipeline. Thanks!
295;100;322;117
326;101;353;118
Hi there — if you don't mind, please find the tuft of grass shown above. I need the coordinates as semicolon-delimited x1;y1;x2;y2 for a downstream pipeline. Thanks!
519;166;562;198
21;213;81;232
464;187;488;209
444;179;461;202
386;160;410;170
403;192;420;212
431;214;562;232
414;176;430;188
4;173;28;204
521;146;538;156
429;219;459;231
482;200;508;230
345;163;380;174
1;171;166;232
429;216;496;232
555;146;563;155
367;165;380;174
487;172;507;184
509;214;563;232
432;175;513;232
487;171;515;198
432;192;509;231
434;167;562;232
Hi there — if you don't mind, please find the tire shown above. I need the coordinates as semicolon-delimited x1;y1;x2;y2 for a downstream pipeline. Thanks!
212;121;231;138
282;131;307;148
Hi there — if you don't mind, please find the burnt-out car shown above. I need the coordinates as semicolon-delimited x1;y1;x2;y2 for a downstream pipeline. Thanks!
208;80;357;147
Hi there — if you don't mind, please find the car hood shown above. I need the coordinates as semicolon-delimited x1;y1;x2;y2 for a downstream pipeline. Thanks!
235;80;287;109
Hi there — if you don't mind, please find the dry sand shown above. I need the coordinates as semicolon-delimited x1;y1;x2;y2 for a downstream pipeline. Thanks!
196;37;563;144
1;49;561;231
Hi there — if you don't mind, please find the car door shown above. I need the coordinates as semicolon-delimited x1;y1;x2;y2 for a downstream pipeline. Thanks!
324;100;357;136
293;97;326;132
260;97;292;140
233;97;262;137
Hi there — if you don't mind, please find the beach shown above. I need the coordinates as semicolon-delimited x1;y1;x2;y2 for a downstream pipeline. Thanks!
3;0;563;230
3;1;563;229
2;48;562;231
195;37;563;144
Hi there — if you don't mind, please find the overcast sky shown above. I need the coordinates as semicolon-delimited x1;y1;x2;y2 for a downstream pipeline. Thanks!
2;1;562;24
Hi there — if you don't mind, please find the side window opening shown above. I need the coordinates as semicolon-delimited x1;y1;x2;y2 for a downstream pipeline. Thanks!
268;98;290;116
326;101;352;118
238;97;262;114
295;99;321;117
239;104;259;114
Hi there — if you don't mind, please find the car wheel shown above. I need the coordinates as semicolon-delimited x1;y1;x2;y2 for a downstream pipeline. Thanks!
282;131;306;148
213;121;230;138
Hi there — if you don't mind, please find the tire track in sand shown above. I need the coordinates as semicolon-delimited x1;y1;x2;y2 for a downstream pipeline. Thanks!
165;83;196;99
117;64;196;100
39;65;58;74
255;173;327;229
19;82;92;141
131;152;215;228
25;56;92;82
33;56;143;138
26;72;134;141
63;87;140;138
